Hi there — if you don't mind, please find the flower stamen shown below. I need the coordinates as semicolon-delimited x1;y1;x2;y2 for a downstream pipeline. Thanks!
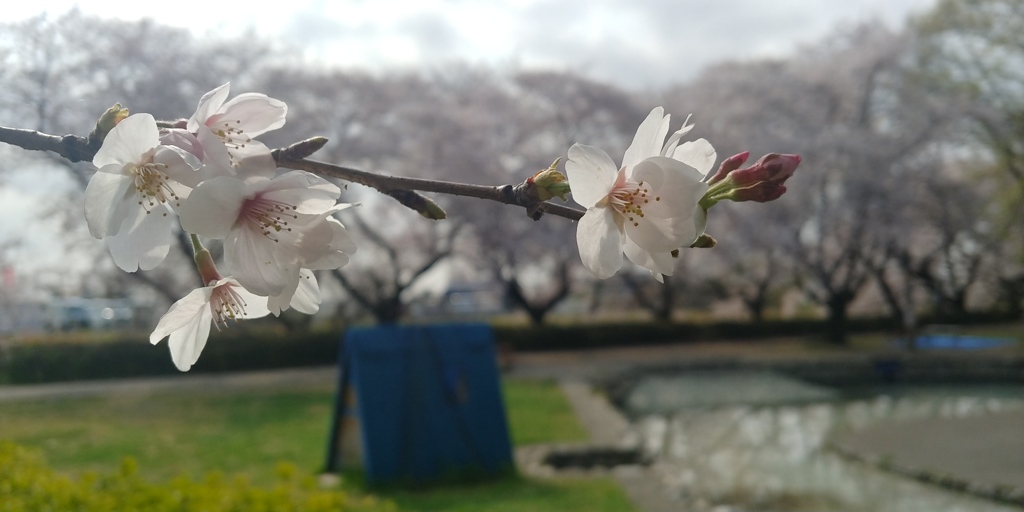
213;120;255;169
211;284;249;331
241;196;300;242
130;162;180;214
607;177;651;225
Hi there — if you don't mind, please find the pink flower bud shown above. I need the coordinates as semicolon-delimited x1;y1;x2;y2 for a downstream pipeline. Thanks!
755;153;801;183
729;182;787;203
707;151;750;184
727;153;802;188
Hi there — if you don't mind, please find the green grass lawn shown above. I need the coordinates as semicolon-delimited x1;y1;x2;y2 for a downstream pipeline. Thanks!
504;380;589;445
0;377;635;512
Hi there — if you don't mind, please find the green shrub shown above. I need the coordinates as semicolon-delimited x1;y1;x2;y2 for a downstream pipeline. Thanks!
0;440;396;512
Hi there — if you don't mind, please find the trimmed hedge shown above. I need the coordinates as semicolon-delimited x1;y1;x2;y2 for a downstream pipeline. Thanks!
1;312;1018;385
494;316;903;351
0;329;342;385
494;311;1021;351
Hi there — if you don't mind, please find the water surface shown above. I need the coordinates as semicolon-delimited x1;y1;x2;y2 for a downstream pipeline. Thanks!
623;371;1023;512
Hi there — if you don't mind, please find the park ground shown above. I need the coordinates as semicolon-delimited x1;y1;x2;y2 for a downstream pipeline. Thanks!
2;333;1024;509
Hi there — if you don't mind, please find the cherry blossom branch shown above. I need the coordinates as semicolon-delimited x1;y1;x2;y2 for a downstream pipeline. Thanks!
273;139;584;222
0;125;586;222
0;126;99;163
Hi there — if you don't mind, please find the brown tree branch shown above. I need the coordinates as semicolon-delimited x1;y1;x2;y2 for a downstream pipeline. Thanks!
0;127;96;163
273;148;584;221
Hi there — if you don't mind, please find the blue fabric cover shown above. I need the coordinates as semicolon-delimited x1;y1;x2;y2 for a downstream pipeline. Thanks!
343;324;513;484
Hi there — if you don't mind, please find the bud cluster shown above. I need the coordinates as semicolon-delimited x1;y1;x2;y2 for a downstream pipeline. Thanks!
701;152;803;208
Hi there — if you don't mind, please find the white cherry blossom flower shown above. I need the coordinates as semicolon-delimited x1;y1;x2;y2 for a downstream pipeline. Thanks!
566;107;713;279
178;171;342;296
186;82;286;179
85;113;200;272
266;205;358;316
149;277;269;372
293;205;358;270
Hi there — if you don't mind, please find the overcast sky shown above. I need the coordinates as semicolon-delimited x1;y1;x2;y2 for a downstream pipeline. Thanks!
6;0;937;89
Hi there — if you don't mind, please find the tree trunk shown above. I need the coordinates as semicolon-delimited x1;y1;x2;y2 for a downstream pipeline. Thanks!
372;298;404;325
824;292;853;345
744;296;765;324
502;262;571;326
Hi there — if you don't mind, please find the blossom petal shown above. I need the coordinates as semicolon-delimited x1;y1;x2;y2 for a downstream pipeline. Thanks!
566;143;617;208
693;206;708;238
218;93;287;136
187;83;231;133
267;272;297;316
167;305;214;371
106;204;173;272
228;279;271;319
270;269;320;316
622;107;669;172
84;169;134;238
194;125;238;179
623;238;676;279
160;128;206;167
151;148;198;206
257;171;341;214
631;157;708;219
327;218;358;255
93;113;159;168
625;213;691;253
289;270;321;314
225;225;291;296
179;176;248;238
576;207;622;279
661;116;696;157
150;286;215;344
154;145;202;188
673;138;717;177
231;144;278;181
300;214;356;270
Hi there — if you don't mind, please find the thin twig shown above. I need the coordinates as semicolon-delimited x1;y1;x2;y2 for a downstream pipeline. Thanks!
274;152;584;221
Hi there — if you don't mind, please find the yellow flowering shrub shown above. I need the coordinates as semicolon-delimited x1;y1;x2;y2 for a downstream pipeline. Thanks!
0;441;396;512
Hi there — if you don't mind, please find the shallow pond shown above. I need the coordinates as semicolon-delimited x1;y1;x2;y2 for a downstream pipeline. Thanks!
621;371;1024;512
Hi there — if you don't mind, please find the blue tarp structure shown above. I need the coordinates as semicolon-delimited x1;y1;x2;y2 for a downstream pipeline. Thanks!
324;324;513;484
892;335;1015;350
